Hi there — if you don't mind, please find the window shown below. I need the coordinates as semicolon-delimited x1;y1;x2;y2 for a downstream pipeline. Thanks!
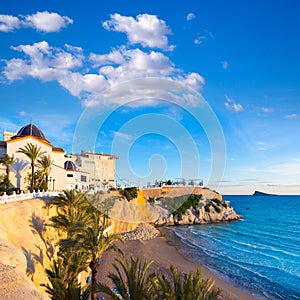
81;175;87;182
67;174;73;177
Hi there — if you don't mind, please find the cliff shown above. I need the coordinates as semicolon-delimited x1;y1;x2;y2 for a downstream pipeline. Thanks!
0;198;54;299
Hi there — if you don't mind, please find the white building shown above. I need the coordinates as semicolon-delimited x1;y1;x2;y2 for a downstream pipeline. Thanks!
68;151;118;190
0;124;117;192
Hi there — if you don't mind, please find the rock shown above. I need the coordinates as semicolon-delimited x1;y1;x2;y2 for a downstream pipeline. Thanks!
0;263;49;300
0;240;27;272
122;223;160;241
155;197;241;226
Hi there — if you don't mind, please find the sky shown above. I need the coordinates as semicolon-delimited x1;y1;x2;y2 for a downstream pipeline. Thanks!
0;0;300;194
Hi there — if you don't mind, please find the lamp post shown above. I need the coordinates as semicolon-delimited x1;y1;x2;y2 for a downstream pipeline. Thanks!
49;177;52;191
53;179;55;191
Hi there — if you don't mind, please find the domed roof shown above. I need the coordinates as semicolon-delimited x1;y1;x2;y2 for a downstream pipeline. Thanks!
64;160;77;171
15;123;46;140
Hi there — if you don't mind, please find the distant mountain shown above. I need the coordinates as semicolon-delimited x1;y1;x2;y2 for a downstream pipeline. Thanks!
252;190;277;196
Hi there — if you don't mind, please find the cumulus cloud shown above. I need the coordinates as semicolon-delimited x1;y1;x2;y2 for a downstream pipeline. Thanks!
0;15;20;32
2;40;205;104
224;95;244;113
102;13;174;50
2;13;206;107
3;41;83;83
186;13;196;21
0;11;73;32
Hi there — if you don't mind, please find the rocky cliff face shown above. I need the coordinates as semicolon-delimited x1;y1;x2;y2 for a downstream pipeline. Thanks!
0;198;57;299
155;197;241;226
0;240;49;299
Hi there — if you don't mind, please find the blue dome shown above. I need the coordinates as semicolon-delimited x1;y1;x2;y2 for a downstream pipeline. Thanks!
64;160;77;171
15;124;46;140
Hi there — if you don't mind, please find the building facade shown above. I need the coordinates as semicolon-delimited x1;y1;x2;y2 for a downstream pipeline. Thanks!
0;124;117;192
68;151;118;190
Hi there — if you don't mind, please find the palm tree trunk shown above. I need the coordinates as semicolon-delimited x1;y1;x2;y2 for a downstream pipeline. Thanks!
31;162;34;193
90;260;100;300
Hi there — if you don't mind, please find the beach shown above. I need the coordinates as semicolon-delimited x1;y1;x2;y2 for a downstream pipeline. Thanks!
96;227;258;300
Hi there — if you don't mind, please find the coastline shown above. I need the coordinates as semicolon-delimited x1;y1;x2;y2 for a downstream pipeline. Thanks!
96;226;258;300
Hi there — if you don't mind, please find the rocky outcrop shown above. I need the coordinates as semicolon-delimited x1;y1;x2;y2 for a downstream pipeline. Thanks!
0;198;57;298
155;197;241;226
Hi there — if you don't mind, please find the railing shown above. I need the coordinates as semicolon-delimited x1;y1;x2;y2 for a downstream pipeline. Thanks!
0;190;60;205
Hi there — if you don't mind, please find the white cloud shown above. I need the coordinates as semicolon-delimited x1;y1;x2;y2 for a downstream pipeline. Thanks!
2;38;205;106
224;95;244;113
186;13;196;21
194;36;206;45
3;41;83;82
285;113;298;119
0;11;73;33
0;15;20;32
24;11;73;32
102;13;174;50
221;60;229;70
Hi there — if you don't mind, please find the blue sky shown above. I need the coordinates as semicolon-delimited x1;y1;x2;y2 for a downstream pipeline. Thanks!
1;0;300;194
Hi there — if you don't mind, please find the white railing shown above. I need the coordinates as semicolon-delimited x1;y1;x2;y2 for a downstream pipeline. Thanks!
0;190;60;205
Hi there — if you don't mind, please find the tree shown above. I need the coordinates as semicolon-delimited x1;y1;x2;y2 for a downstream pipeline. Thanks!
59;214;123;300
0;154;15;193
48;190;123;300
98;257;221;300
41;258;90;300
17;143;45;192
149;265;221;300
37;155;53;191
98;256;155;300
0;153;15;177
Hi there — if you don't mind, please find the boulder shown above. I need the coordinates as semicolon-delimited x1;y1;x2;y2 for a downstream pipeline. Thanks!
0;263;49;300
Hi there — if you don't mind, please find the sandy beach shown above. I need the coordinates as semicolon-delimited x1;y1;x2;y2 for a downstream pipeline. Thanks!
96;227;258;300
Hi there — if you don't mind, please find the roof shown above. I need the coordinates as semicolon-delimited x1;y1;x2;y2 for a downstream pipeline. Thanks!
16;124;46;139
52;147;65;153
64;160;77;171
81;150;119;159
10;123;50;144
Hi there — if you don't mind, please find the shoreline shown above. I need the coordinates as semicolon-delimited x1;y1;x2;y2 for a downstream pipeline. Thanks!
96;226;258;300
159;226;259;299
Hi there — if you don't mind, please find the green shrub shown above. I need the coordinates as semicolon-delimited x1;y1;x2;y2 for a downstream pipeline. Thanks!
172;194;202;217
120;187;138;201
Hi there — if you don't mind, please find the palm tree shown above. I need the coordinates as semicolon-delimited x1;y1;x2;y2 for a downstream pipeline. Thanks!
48;189;122;300
41;258;90;300
59;213;123;300
17;143;45;192
0;154;15;192
0;153;15;177
96;256;154;300
37;154;53;191
149;266;221;300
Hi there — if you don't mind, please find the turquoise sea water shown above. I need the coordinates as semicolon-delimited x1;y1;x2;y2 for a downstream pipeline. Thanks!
171;195;300;300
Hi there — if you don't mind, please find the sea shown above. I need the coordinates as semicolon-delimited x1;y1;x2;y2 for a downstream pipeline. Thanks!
170;195;300;300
